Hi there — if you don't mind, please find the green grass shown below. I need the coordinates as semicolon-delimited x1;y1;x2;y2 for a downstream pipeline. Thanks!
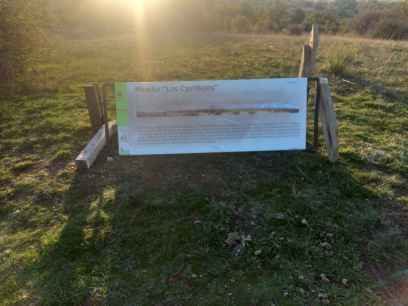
1;33;408;305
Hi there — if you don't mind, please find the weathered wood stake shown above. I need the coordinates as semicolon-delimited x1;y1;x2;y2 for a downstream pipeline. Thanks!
299;44;313;77
98;85;110;142
309;24;320;52
318;77;339;162
84;85;103;133
308;24;320;74
313;78;321;149
299;24;320;77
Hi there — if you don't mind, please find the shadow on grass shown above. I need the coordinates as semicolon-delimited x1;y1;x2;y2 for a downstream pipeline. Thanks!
339;73;408;105
27;146;404;306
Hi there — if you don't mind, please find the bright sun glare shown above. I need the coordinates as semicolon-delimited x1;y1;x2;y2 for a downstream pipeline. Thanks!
124;0;152;13
117;0;163;25
122;0;154;25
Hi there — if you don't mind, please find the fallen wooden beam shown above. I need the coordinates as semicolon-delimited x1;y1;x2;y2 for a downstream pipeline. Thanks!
75;121;117;169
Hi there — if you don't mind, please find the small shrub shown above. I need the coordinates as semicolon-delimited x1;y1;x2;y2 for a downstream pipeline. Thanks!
352;10;384;36
372;19;408;40
13;161;35;173
352;9;408;40
326;52;348;75
51;149;72;163
325;49;354;76
305;10;340;33
230;16;252;33
253;19;270;33
286;24;304;36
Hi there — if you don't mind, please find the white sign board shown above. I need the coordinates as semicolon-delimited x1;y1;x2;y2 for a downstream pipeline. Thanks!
115;78;308;156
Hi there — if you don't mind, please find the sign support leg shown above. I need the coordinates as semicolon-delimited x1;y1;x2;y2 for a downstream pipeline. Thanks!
313;78;320;150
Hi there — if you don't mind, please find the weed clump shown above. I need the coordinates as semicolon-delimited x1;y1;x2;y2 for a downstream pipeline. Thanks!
324;47;356;76
51;149;72;163
12;160;35;173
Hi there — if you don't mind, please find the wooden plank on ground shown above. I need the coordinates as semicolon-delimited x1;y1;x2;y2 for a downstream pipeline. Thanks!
318;77;339;162
75;121;117;169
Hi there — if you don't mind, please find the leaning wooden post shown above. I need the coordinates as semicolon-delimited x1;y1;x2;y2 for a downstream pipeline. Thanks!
318;77;338;162
84;85;103;133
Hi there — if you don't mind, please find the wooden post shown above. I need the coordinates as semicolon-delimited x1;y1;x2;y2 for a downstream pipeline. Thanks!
308;24;320;75
313;78;321;149
298;44;313;77
299;24;320;78
298;25;337;160
309;24;320;52
84;85;103;133
318;77;338;162
97;85;110;142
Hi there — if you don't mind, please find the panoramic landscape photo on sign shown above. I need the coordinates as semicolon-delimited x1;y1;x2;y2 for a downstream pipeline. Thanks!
115;78;308;156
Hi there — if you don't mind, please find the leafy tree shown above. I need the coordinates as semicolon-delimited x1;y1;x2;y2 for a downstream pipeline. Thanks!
231;15;252;33
402;0;408;16
372;18;408;40
335;0;359;18
290;8;306;25
240;1;256;21
265;0;290;32
306;9;340;33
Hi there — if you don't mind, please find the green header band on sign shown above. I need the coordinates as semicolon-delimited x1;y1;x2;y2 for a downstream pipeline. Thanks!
115;82;129;127
117;111;129;127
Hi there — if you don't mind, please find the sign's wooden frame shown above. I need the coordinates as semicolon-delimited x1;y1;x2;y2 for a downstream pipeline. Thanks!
76;24;338;169
299;25;339;162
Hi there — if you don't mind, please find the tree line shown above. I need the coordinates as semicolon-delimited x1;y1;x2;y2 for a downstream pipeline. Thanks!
45;0;408;39
1;0;408;91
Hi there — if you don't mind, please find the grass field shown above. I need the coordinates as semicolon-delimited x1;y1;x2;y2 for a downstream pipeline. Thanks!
1;33;408;306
